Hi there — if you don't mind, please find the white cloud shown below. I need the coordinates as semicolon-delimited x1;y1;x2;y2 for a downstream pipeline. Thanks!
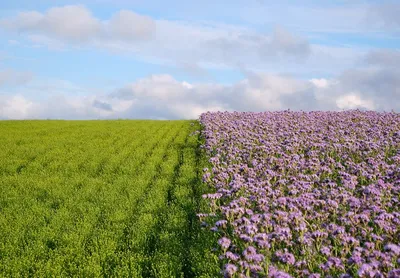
107;10;156;41
40;5;102;42
0;7;100;42
1;11;43;31
309;78;330;89
0;95;33;119
182;81;193;89
336;93;375;110
0;94;121;120
0;5;156;43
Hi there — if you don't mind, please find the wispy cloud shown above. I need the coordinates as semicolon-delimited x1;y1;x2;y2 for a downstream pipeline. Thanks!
0;5;312;71
0;69;34;87
367;3;400;29
363;49;400;68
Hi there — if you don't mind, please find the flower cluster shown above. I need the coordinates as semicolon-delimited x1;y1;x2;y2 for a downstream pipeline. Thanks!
200;110;400;277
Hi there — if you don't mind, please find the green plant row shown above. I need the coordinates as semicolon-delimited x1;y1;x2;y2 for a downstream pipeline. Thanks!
0;120;218;277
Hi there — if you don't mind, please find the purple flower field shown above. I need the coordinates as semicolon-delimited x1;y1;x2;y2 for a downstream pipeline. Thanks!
199;111;400;277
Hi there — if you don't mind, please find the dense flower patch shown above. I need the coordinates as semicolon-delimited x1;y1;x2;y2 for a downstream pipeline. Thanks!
199;111;400;277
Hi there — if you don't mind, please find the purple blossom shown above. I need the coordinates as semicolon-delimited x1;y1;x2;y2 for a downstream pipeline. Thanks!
218;237;231;250
275;250;296;265
388;269;400;278
199;111;400;277
268;266;293;278
216;220;228;228
320;246;331;256
384;244;400;255
225;251;240;261
239;234;253;242
223;264;238;277
358;264;377;278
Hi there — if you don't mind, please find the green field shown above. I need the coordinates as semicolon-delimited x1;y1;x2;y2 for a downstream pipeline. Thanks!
0;120;219;277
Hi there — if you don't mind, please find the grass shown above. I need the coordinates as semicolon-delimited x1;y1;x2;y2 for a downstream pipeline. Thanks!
0;120;219;277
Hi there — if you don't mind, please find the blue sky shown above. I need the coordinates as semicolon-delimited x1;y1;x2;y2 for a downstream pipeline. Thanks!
0;0;399;119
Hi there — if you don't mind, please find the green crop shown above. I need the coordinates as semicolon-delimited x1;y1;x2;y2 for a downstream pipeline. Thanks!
0;120;219;277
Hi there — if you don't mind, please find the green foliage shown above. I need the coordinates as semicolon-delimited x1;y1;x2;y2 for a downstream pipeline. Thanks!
0;120;218;277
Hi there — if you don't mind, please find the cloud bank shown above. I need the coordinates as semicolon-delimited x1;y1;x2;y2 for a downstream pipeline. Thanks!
1;49;399;120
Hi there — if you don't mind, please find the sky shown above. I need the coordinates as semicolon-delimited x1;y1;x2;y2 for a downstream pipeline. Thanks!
0;0;399;119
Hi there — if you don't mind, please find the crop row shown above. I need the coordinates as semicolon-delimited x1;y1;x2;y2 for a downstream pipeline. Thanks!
0;120;218;277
